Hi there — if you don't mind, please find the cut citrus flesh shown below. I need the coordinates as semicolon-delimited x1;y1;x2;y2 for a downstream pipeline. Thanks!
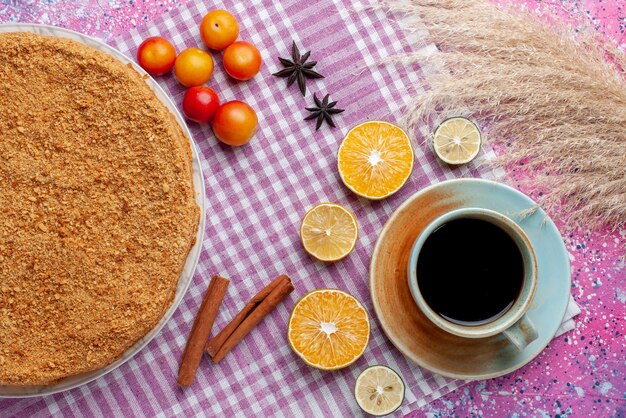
338;121;414;200
288;289;370;370
300;203;358;262
433;117;482;165
355;365;405;416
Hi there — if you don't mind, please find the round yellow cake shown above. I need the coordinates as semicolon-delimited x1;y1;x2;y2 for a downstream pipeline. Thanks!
0;32;200;385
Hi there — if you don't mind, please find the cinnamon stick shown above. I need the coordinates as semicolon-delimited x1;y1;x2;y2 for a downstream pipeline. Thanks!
177;275;229;387
207;275;294;363
205;274;288;357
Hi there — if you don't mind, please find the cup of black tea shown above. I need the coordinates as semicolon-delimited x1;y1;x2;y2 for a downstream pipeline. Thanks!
408;207;538;350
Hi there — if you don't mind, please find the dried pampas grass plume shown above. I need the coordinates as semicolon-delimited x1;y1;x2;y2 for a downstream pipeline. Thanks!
383;0;626;230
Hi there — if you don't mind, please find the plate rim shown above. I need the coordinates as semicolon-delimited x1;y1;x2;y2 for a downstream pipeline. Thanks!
369;178;571;380
0;23;206;397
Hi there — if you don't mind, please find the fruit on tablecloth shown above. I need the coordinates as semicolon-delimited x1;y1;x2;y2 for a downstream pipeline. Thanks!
354;365;405;416
182;86;220;124
304;93;344;131
288;289;370;370
211;100;258;146
337;121;414;200
300;203;358;262
223;41;262;81
432;117;482;165
272;40;324;96
174;47;214;87
200;9;239;50
136;36;176;76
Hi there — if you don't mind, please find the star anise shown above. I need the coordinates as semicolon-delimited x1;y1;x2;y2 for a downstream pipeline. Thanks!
272;41;324;96
304;93;344;130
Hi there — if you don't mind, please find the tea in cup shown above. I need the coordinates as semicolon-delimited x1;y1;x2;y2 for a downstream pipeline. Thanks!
408;208;538;350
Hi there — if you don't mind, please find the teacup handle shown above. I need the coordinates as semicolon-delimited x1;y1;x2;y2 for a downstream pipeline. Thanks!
502;314;538;351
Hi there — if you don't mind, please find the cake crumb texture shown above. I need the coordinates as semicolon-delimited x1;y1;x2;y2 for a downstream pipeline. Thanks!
0;32;199;386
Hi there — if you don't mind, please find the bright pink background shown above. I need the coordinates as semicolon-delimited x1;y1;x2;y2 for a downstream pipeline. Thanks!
1;1;624;416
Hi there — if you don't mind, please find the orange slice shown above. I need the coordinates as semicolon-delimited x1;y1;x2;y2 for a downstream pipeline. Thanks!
288;289;370;370
300;203;358;262
338;121;414;200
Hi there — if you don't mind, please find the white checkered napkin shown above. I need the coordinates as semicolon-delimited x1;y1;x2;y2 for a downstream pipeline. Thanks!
104;1;471;415
0;0;578;417
106;1;578;417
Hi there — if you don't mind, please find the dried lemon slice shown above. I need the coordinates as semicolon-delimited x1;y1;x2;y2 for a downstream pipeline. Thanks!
355;365;405;416
433;117;482;165
300;203;358;262
338;121;414;200
288;289;370;370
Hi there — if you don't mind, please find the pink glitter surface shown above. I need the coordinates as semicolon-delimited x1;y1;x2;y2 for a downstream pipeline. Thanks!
1;0;624;416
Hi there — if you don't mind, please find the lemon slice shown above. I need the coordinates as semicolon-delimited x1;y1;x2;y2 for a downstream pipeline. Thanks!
300;203;358;262
355;365;405;416
288;289;370;370
433;117;482;165
338;121;414;200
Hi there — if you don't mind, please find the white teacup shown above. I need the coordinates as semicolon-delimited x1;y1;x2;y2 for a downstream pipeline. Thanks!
408;208;538;350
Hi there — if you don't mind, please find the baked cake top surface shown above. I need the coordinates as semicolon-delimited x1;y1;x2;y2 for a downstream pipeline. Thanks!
0;32;199;386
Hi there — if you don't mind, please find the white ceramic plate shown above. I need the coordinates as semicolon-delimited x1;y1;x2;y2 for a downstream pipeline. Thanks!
0;24;206;397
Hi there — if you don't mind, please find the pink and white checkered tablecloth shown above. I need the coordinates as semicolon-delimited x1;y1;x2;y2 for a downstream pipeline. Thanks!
0;0;580;416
